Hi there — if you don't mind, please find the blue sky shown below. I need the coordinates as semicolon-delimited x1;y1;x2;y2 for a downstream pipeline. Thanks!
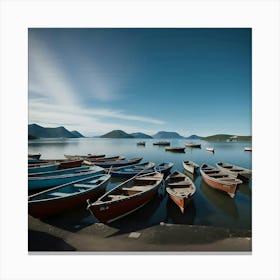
28;28;251;137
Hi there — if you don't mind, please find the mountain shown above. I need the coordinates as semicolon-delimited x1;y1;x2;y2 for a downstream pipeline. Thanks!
71;130;84;138
202;134;252;142
100;130;134;138
130;132;153;139
185;134;202;140
28;124;83;138
153;131;184;139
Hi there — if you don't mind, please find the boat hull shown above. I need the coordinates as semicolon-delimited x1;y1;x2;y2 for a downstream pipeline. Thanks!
28;169;104;190
29;178;109;218
28;163;60;174
88;187;159;223
182;162;198;174
167;193;192;214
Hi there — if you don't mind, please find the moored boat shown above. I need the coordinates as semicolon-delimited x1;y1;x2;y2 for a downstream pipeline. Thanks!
85;155;125;162
155;162;174;174
29;174;111;218
64;154;105;160
200;164;242;198
182;160;199;174
206;147;214;153
153;141;170;146
28;163;60;174
87;172;164;223
166;171;196;213
28;153;41;160
216;162;252;182
185;143;201;148
93;157;142;168
244;147;252;152
137;141;146;146
110;162;155;177
165;147;185;153
28;165;105;191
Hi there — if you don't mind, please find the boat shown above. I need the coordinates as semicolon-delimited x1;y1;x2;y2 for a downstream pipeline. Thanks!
165;171;196;213
87;172;164;223
93;157;142;168
206;147;214;153
28;174;111;219
185;143;201;148
200;164;242;198
85;155;125;162
110;162;155;177
137;141;146;146
28;165;105;191
216;162;252;182
165;147;185;153
28;153;41;160
153;141;170;146
155;162;174;174
64;154;105;160
182;160;199;174
28;162;60;174
244;147;252;152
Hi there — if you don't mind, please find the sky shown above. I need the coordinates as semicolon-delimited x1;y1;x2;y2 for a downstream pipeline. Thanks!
28;28;251;137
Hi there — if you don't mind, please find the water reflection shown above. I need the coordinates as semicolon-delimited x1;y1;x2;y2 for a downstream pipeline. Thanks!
238;183;252;197
199;180;239;219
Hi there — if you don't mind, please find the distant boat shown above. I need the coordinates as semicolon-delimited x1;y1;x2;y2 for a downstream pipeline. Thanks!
206;147;214;153
244;147;252;152
185;143;201;148
87;172;164;223
28;174;111;219
110;162;155;177
137;141;146;146
216;162;252;182
182;160;199;174
28;165;105;191
28;153;41;160
94;157;142;168
200;164;242;198
165;147;185;153
166;171;196;213
153;141;170;146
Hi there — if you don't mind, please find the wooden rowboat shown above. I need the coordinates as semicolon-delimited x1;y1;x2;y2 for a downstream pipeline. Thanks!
28;174;111;219
28;163;60;174
86;156;125;162
28;165;105;191
87;172;163;223
166;171;196;213
244;147;252;152
165;147;185;153
200;164;242;198
64;154;105;160
216;162;252;182
93;157;142;168
182;160;199;174
28;160;83;173
110;162;155;177
185;143;201;148
155;162;174;174
206;147;214;153
28;153;41;160
153;141;170;146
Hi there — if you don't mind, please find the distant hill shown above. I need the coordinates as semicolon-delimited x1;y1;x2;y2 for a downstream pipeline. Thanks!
153;131;184;139
28;124;83;138
71;130;84;138
185;134;202;140
202;134;252;142
130;132;153;139
100;130;134;138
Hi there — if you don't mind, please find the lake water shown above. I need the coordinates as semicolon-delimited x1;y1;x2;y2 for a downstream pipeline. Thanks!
28;138;252;231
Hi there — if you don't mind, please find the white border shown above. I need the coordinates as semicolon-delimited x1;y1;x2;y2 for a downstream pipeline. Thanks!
1;0;279;279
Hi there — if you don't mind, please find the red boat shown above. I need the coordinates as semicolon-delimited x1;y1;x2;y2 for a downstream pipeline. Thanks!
28;174;110;218
200;164;242;198
87;172;163;223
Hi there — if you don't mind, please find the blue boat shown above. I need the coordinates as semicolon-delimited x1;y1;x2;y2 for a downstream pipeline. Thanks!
155;162;174;174
28;165;91;177
28;165;105;191
29;174;111;218
110;162;155;177
28;163;60;174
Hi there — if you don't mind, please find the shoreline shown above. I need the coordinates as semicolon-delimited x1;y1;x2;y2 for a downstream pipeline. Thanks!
28;215;251;252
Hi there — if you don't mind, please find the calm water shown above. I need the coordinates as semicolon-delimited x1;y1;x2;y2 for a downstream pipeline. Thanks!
28;138;252;230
